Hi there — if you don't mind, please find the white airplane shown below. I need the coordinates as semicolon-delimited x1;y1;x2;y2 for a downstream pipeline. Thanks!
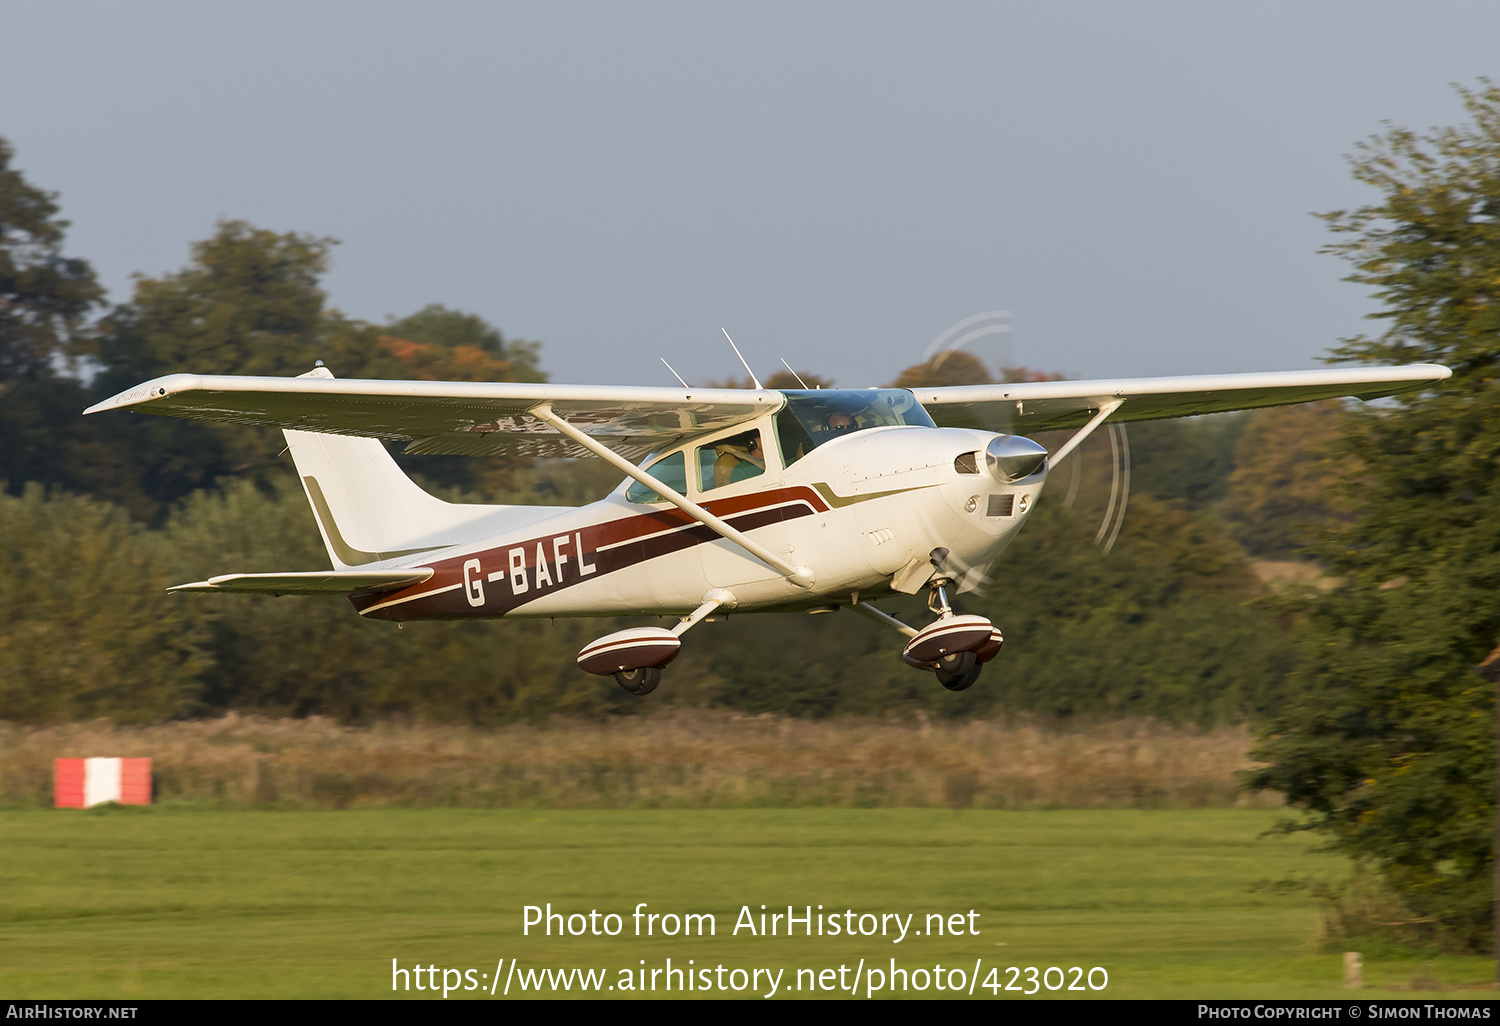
86;361;1449;695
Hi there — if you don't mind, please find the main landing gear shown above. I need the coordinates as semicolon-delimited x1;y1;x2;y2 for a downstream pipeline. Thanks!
612;666;662;696
574;590;735;697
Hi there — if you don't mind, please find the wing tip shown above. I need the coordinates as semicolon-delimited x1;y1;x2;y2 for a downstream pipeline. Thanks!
83;373;202;416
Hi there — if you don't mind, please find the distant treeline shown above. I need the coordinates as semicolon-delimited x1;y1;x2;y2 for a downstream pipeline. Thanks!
0;136;1347;726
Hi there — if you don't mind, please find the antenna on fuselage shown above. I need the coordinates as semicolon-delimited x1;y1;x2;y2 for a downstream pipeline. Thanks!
779;358;810;389
721;328;762;389
660;358;690;388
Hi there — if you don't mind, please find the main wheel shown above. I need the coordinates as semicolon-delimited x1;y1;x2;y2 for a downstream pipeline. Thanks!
613;666;662;696
935;651;982;692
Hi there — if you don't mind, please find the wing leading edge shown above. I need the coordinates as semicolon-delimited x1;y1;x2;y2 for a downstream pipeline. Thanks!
85;374;781;460
88;365;1452;453
916;365;1451;432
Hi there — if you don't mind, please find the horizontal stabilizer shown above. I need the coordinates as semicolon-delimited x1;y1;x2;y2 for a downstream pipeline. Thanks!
168;569;434;596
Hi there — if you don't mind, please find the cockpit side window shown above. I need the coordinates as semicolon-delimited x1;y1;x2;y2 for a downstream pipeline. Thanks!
697;430;765;492
775;389;936;466
775;407;817;467
625;451;687;504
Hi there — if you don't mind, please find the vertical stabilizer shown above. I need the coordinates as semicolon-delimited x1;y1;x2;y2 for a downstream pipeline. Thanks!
283;366;512;569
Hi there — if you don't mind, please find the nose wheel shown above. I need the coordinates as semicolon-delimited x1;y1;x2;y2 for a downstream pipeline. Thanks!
935;651;982;691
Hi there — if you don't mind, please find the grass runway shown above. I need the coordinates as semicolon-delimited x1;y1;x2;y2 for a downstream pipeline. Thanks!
0;807;1491;999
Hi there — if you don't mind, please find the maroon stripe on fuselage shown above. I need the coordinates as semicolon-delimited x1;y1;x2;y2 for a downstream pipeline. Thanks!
352;485;829;620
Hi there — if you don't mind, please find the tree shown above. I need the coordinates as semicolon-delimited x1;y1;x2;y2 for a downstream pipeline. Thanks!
0;138;102;376
164;475;628;724
0;138;145;508
763;369;834;390
890;350;994;388
0;485;206;722
970;496;1294;725
1127;413;1248;510
90;222;565;513
1248;83;1500;951
386;304;544;383
1222;403;1352;557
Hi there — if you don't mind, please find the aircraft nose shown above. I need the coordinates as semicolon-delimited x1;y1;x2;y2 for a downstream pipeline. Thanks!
984;434;1049;483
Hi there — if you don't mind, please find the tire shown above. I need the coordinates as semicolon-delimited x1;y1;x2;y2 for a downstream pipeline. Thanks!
613;666;662;696
935;651;981;692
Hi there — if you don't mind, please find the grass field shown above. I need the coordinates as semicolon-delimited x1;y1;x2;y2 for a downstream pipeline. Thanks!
0;806;1491;999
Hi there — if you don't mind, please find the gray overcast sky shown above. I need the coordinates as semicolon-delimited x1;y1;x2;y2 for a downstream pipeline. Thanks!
2;1;1496;387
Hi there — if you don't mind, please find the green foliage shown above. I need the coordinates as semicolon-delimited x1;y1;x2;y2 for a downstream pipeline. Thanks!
0;469;1297;727
164;475;629;723
971;498;1294;724
98;221;336;381
1223;403;1353;558
91;221;412;515
386;303;544;382
1128;413;1247;508
81;222;548;516
696;496;1295;724
0;138;145;514
1248;82;1500;952
0;138;103;377
0;485;205;722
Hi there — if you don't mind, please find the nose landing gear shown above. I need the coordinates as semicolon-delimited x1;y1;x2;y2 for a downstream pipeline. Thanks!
854;551;1002;692
934;651;982;692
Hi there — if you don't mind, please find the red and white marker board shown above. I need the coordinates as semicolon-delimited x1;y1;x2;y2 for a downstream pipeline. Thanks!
53;758;151;808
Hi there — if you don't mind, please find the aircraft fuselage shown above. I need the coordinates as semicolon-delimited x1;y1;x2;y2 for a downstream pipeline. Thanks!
353;422;1045;622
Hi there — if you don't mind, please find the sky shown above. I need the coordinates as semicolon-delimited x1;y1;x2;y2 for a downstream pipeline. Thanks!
2;1;1496;388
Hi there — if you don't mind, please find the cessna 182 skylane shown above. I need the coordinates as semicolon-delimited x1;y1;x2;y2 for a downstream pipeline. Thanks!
86;361;1450;695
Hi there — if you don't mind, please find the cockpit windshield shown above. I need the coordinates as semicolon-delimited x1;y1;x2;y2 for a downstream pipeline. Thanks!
774;388;935;466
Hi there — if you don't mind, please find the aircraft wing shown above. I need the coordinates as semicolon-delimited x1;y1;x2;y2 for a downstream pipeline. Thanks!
916;365;1452;432
85;374;781;460
167;569;435;596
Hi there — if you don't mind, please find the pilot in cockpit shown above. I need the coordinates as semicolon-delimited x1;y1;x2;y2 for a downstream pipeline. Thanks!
710;430;765;488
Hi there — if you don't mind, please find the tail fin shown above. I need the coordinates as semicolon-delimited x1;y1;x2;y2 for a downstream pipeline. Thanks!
284;366;512;569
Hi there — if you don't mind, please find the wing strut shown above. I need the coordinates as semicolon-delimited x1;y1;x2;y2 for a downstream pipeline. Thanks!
852;601;919;639
1047;399;1123;467
528;404;816;589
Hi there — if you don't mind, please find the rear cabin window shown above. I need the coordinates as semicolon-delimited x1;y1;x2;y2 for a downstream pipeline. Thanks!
625;451;687;503
775;389;936;466
697;430;766;492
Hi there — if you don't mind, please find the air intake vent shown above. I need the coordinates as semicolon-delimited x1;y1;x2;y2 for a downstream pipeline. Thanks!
954;451;980;474
986;494;1014;517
